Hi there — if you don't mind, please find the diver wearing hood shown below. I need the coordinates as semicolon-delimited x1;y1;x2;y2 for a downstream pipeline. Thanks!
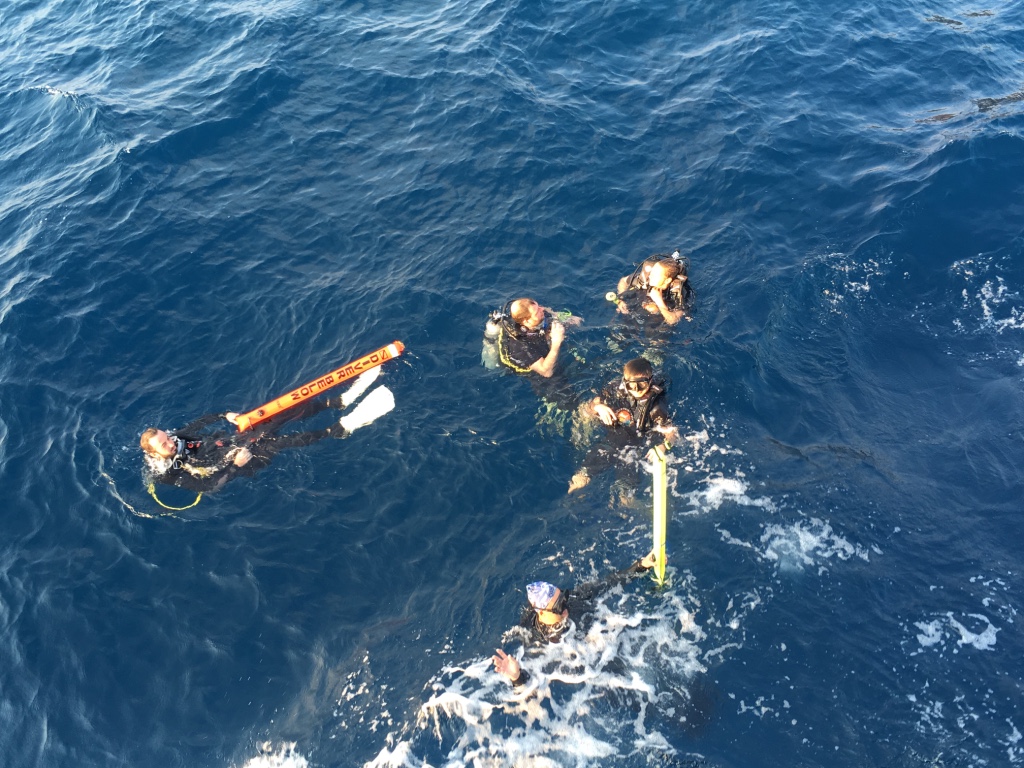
492;551;658;687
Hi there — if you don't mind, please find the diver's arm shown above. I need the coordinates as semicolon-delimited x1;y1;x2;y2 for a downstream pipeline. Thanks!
615;277;633;313
529;321;564;378
650;401;677;448
170;445;250;489
647;428;676;465
589;396;616;426
156;461;234;493
492;649;529;687
572;552;657;602
648;287;685;325
178;412;234;434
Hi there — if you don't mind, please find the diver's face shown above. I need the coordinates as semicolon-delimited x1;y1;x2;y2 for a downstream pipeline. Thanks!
537;588;568;624
146;430;177;458
521;300;546;329
623;374;652;398
648;264;672;290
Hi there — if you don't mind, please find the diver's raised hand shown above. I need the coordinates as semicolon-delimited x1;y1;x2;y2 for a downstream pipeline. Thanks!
492;649;521;682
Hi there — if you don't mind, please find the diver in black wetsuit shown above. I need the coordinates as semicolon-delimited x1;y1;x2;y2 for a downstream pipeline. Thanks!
496;298;566;377
613;251;692;326
491;551;658;687
568;357;676;494
140;368;393;492
494;297;582;411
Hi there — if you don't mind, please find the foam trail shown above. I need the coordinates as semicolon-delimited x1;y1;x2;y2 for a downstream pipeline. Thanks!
364;588;706;767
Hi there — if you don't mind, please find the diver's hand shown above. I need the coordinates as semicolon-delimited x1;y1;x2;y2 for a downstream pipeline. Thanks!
225;412;240;425
640;550;657;570
492;649;521;681
646;444;669;463
591;400;616;426
648;286;667;309
549;320;565;346
653;424;678;443
568;470;590;493
233;447;252;467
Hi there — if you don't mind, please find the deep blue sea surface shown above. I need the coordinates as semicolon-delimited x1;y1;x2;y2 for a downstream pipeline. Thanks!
1;1;1023;766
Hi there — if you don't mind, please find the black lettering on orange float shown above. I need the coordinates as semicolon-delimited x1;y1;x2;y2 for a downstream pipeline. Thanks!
236;342;403;432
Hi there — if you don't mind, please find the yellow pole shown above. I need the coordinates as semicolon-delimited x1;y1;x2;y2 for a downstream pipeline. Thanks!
652;445;668;586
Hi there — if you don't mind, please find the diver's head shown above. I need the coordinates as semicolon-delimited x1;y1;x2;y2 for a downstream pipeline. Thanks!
141;428;177;458
648;259;682;290
622;357;654;398
527;581;568;625
510;298;548;331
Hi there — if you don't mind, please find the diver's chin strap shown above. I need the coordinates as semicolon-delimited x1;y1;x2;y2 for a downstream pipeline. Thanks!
147;482;203;511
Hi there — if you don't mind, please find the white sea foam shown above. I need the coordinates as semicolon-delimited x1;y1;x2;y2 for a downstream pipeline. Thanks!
914;619;944;647
364;588;706;767
820;252;890;314
683;474;775;516
1005;720;1022;763
948;613;999;651
759;518;869;573
332;652;396;734
977;278;1024;332
238;743;309;768
951;257;1024;342
913;612;1000;653
34;84;77;98
899;571;1020;766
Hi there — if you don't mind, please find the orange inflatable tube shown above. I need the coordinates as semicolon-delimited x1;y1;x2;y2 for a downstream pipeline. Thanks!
234;341;405;432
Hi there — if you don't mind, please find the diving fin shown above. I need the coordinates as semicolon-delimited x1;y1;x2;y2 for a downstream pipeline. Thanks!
339;385;395;434
340;365;382;408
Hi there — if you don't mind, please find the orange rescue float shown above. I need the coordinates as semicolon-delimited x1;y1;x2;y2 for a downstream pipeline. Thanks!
234;340;405;432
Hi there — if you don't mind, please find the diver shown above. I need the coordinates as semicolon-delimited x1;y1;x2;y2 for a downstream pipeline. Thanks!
484;297;583;411
569;357;676;494
611;250;692;325
140;367;393;493
492;550;658;687
495;298;567;378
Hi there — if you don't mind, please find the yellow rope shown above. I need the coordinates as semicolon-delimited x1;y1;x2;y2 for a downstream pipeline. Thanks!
99;468;190;519
147;482;202;511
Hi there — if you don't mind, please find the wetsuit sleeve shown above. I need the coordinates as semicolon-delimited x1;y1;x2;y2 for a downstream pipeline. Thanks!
155;461;244;493
177;413;229;434
162;468;221;493
256;427;333;450
650;398;672;427
153;438;247;493
509;668;529;687
569;559;651;604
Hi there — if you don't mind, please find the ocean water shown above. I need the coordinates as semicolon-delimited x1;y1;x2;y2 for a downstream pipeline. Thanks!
1;0;1022;766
